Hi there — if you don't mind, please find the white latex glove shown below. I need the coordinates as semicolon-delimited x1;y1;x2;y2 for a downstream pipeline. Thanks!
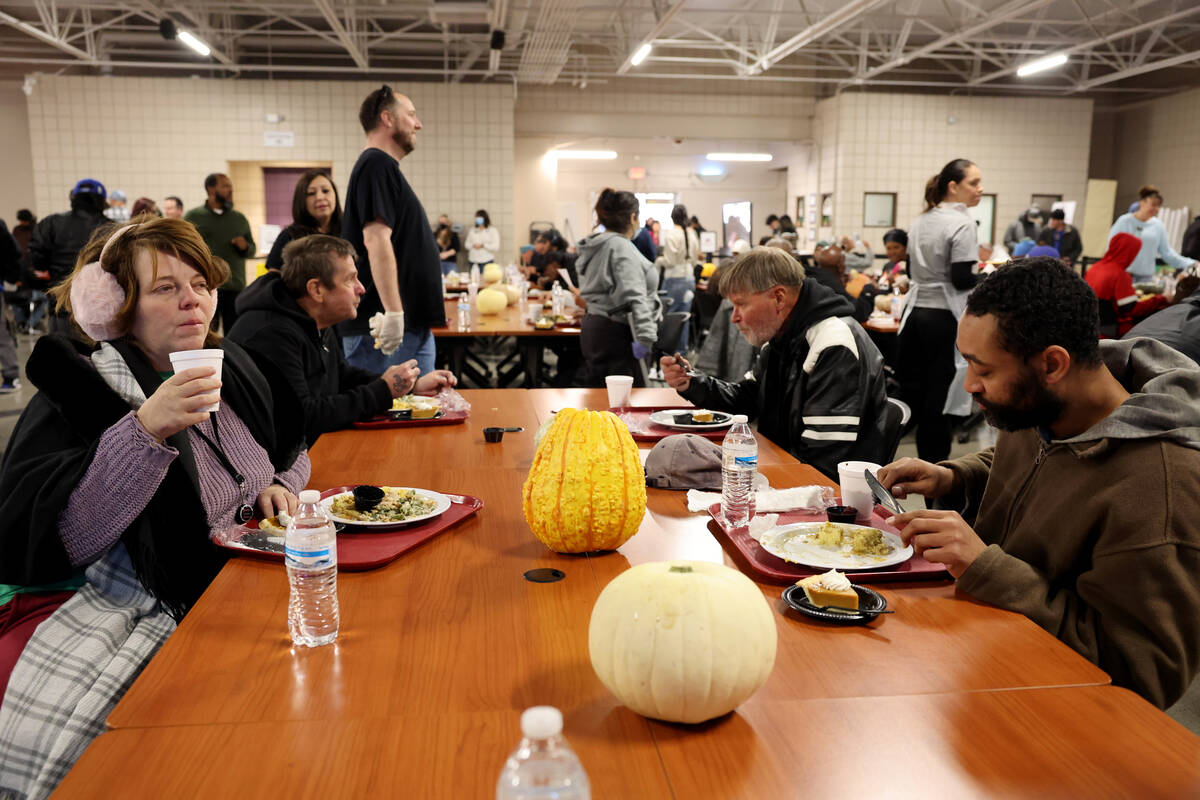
370;310;405;355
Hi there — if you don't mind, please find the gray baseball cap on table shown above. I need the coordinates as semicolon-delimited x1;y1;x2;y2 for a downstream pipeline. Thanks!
644;434;723;490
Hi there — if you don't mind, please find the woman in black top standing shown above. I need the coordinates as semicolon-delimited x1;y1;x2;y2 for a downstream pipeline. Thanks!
265;170;344;271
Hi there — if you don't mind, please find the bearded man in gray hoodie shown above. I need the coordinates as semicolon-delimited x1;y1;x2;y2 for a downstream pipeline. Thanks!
879;257;1200;708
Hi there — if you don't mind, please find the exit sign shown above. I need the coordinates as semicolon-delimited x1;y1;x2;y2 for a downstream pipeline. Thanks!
628;166;646;180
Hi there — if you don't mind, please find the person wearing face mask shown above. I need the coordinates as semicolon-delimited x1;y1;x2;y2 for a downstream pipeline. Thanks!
185;173;255;333
1108;184;1198;283
464;209;500;274
264;170;344;272
577;188;662;386
898;158;984;463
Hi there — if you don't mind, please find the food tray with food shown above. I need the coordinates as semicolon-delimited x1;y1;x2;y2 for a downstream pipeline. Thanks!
216;486;483;570
706;503;949;584
616;406;729;442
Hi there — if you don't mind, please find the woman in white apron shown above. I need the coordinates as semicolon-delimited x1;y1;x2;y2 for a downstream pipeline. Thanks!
897;158;984;462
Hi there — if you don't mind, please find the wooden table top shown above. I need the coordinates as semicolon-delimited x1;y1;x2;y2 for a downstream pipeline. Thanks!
863;314;900;334
68;387;1190;796
64;687;1200;798
436;297;581;338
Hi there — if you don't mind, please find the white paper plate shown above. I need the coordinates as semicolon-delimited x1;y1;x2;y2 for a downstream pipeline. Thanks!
320;487;452;530
757;522;912;570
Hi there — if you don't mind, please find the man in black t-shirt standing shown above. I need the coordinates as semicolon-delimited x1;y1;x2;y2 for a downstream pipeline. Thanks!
338;85;444;374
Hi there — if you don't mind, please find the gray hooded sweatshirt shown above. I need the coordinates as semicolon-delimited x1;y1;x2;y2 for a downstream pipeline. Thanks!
944;338;1200;708
577;231;662;345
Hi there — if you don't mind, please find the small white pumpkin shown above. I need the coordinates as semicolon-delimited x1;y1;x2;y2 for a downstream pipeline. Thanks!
501;283;523;304
476;287;508;314
482;262;503;285
588;560;777;724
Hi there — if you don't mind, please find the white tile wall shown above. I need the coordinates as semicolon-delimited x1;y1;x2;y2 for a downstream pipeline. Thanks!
791;91;1093;249
1113;87;1200;216
26;76;516;259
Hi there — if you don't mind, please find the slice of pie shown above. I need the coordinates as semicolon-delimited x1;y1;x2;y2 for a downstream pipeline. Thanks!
797;570;859;613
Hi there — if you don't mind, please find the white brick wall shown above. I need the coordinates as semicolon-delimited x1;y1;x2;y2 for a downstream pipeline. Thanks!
26;76;516;259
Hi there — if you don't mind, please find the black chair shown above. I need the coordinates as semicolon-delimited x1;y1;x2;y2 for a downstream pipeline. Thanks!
654;312;690;359
1097;299;1119;339
881;396;912;463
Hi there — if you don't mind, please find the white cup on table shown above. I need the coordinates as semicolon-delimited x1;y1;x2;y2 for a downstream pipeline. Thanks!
605;375;634;409
168;349;224;412
837;460;882;521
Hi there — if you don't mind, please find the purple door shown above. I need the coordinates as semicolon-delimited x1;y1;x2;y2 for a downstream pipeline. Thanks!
263;167;327;226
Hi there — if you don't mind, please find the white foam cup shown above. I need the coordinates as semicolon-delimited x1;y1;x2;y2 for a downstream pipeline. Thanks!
605;375;634;409
168;349;224;412
837;460;882;521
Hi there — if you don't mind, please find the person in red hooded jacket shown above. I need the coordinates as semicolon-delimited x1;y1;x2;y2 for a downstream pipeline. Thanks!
1085;232;1169;337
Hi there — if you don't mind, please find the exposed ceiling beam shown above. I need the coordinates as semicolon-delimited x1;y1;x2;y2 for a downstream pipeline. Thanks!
855;0;1054;82
0;9;96;60
749;0;891;74
969;4;1200;86
617;0;685;74
134;0;238;69
452;40;486;81
1071;47;1200;91
311;0;367;69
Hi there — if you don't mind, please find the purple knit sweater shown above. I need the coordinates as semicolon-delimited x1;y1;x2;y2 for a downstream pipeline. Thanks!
59;406;311;567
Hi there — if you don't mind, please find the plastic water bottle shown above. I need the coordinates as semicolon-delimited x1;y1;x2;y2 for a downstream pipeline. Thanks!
891;287;903;324
496;706;591;800
721;414;758;528
551;283;565;319
286;489;339;647
457;296;471;330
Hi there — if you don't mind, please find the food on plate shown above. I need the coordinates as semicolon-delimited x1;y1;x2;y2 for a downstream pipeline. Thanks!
523;408;646;553
850;527;891;556
330;487;436;522
815;522;845;548
691;410;714;423
258;511;293;535
393;395;440;419
797;569;858;612
534;315;556;330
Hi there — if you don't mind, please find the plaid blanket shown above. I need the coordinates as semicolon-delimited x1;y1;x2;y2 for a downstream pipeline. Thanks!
0;544;174;799
0;344;174;800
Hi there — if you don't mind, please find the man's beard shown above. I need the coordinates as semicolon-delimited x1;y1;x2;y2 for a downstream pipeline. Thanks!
215;192;232;210
392;127;415;155
974;366;1065;432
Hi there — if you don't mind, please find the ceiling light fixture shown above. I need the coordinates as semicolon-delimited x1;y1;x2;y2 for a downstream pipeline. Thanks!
630;43;652;67
177;30;212;57
548;150;618;160
698;164;724;177
1016;52;1068;77
706;152;772;162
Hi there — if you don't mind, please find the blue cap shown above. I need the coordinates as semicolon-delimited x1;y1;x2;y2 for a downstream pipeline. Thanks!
71;178;106;200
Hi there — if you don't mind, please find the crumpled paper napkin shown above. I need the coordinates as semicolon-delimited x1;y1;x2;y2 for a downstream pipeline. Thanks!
686;485;833;514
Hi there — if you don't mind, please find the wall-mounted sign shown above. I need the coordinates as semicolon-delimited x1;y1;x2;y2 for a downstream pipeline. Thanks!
629;166;646;180
264;131;295;148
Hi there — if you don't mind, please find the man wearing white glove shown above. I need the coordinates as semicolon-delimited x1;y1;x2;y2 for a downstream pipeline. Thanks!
338;85;446;374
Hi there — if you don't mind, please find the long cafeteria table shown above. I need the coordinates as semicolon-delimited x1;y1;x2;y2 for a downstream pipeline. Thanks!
58;389;1200;798
435;296;581;388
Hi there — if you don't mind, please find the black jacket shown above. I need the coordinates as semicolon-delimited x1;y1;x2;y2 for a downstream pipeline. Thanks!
1057;225;1083;264
28;208;108;286
1182;216;1200;261
228;272;392;446
0;336;305;620
681;278;890;479
1124;287;1200;366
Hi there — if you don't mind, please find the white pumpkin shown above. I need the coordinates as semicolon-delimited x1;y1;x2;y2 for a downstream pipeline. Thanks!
476;287;508;314
482;262;503;285
501;283;523;304
588;560;776;724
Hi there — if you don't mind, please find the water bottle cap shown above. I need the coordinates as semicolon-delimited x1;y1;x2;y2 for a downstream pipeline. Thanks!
520;706;563;739
731;414;748;424
298;489;321;504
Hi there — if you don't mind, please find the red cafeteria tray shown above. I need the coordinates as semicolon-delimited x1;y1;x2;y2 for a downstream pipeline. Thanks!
616;406;728;442
352;409;469;429
707;502;950;584
216;486;483;570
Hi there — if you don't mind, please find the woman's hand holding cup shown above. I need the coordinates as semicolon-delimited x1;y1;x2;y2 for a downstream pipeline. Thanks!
136;367;222;442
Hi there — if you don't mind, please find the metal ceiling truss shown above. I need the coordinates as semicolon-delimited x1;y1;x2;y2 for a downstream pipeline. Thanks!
1;0;1198;102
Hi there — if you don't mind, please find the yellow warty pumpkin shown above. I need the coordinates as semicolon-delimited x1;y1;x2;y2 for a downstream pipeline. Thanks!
588;560;777;724
522;408;646;553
